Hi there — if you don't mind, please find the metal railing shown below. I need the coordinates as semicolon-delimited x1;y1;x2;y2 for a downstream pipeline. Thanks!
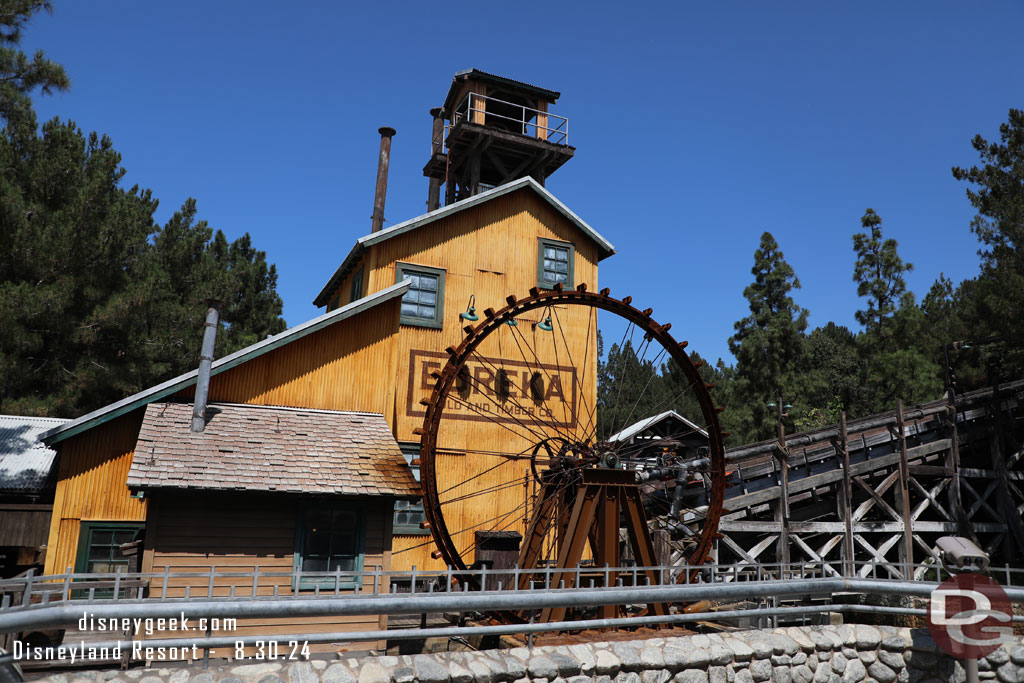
2;561;1023;665
451;92;568;146
4;560;1024;612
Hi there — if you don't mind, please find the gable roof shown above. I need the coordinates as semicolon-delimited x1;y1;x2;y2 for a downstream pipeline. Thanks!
126;402;418;498
40;281;411;447
313;176;616;307
443;69;561;112
0;414;68;492
608;409;709;444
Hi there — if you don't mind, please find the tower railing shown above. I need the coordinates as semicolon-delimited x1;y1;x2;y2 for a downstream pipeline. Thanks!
449;92;568;146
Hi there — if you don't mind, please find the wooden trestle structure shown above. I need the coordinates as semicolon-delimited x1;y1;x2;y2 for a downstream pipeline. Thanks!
709;380;1024;578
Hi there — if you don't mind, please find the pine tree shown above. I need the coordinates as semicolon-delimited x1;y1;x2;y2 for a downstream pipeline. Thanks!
728;232;808;441
951;109;1024;377
852;209;913;342
0;3;287;417
595;338;667;440
0;1;68;133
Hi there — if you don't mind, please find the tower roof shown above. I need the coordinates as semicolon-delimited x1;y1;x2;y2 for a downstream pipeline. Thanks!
442;69;561;113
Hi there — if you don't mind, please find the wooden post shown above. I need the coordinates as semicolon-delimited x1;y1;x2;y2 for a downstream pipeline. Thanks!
536;100;549;141
945;395;968;536
470;85;486;125
774;396;791;573
839;411;855;577
895;399;914;574
469;149;481;196
989;396;1024;557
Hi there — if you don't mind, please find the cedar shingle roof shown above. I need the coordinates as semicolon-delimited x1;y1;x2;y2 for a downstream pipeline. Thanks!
126;402;419;497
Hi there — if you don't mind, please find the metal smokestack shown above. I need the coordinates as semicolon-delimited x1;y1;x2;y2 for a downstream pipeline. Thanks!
371;126;396;233
191;302;220;433
427;108;444;211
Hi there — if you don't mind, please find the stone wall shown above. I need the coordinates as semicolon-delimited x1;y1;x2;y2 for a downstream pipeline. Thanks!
33;625;1024;683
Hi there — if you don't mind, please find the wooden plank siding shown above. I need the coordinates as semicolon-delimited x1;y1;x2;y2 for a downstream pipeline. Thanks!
348;188;600;571
43;412;147;575
45;300;403;578
173;298;401;420
0;504;53;547
143;492;391;657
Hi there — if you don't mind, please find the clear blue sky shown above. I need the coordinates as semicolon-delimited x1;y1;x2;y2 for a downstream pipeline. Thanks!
23;2;1024;365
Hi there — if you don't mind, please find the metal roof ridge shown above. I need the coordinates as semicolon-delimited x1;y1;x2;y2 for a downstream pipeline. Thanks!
0;414;69;425
153;400;389;419
312;177;616;307
40;281;411;446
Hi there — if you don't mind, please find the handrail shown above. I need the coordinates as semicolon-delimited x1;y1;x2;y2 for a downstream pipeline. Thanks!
450;92;569;146
4;560;1024;614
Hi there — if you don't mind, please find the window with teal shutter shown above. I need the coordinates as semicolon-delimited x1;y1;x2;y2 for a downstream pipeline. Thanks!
537;238;574;289
395;263;446;329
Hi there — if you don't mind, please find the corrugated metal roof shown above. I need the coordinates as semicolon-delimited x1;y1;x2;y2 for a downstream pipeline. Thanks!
608;410;709;444
0;414;68;491
40;281;411;447
313;176;616;307
127;402;419;497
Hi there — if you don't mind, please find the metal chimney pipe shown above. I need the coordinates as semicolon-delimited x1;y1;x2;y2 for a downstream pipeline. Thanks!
427;108;444;212
191;302;220;433
371;126;396;233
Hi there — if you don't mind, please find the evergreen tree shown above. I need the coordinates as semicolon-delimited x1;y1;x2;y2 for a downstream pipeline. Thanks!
0;4;286;417
850;209;941;411
793;322;863;430
952;109;1024;376
0;119;287;416
595;338;667;440
852;209;913;341
0;1;68;133
728;232;808;441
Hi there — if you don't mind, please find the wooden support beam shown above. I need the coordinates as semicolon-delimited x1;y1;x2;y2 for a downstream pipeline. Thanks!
790;534;843;578
839;412;854;577
853;472;902;521
621;486;669;616
855;533;904;579
774;452;791;570
988;402;1024;558
896;399;914;573
908;477;953;522
719;520;1006;534
596;482;619;620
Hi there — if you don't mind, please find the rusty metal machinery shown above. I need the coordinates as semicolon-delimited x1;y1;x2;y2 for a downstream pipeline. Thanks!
418;284;725;617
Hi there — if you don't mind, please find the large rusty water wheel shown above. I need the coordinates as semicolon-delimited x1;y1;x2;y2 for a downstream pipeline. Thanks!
417;284;725;620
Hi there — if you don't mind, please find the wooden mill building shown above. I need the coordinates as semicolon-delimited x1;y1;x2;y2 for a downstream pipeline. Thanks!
35;69;615;651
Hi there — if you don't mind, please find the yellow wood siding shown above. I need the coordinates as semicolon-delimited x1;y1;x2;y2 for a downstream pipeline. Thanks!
48;302;402;576
172;299;400;421
44;411;147;575
361;189;600;571
144;492;391;657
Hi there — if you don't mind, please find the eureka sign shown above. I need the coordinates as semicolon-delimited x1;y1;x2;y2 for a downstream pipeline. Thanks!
406;350;579;430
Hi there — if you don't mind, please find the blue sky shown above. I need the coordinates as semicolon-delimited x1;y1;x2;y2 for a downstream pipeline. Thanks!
23;2;1024;365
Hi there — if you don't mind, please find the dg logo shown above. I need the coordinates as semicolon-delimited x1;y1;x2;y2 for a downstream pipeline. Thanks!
928;573;1013;659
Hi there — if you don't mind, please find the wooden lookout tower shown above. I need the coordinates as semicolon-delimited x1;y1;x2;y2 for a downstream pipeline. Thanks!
423;69;575;210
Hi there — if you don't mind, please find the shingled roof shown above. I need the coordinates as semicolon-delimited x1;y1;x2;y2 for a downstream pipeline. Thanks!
126;402;419;498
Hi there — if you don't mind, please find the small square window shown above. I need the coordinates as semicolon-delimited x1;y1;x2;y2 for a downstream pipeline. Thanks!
350;267;363;303
396;263;445;329
295;505;365;589
537;238;574;289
